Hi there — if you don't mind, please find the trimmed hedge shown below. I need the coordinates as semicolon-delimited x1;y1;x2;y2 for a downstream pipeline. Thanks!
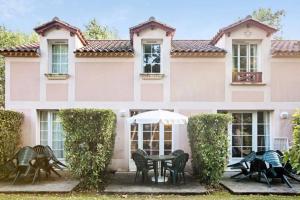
188;113;232;186
0;110;23;176
284;110;300;173
59;109;116;189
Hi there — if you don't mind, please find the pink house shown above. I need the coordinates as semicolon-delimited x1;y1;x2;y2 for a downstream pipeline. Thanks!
1;16;300;171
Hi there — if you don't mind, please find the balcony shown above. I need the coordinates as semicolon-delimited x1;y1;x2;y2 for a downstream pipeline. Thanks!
232;72;262;83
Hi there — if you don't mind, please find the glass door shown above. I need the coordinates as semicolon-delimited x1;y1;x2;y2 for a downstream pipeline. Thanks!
129;110;173;170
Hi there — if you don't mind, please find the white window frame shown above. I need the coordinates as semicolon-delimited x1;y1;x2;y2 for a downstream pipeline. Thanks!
142;41;162;74
39;110;65;160
232;42;261;72
48;40;68;74
228;111;271;164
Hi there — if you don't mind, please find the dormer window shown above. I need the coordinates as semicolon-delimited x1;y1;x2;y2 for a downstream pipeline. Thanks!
143;43;161;73
232;43;262;83
51;43;68;74
233;43;258;72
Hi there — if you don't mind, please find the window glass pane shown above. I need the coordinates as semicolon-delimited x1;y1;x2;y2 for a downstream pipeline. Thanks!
232;113;242;123
250;44;257;57
152;44;160;54
152;54;160;64
243;136;252;146
52;44;68;73
144;64;151;73
232;147;242;157
250;57;257;72
232;136;242;146
240;57;247;72
144;44;151;53
232;125;241;135
233;44;238;56
152;64;160;73
60;44;68;53
233;57;238;71
240;45;247;56
243;113;252;123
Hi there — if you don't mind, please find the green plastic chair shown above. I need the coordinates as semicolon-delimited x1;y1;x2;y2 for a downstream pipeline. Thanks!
164;153;189;184
132;152;154;182
12;146;37;184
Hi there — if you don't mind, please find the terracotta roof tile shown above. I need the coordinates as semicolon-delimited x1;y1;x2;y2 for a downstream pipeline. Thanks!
75;40;133;52
171;40;226;53
0;43;39;53
271;40;300;53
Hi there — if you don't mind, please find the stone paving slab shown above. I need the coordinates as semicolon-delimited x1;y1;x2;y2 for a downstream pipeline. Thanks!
0;171;79;193
221;171;300;195
104;172;208;194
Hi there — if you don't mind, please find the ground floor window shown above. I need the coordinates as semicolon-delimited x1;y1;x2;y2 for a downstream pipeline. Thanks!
40;111;65;159
130;110;172;156
227;111;270;159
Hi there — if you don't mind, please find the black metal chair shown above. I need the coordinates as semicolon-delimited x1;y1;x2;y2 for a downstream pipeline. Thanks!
132;152;154;182
228;151;256;179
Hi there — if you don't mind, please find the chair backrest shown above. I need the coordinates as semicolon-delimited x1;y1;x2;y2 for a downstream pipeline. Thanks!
171;149;184;156
132;152;148;171
173;153;189;172
240;151;256;163
45;145;58;161
136;149;148;157
263;151;282;168
33;145;46;155
17;146;37;166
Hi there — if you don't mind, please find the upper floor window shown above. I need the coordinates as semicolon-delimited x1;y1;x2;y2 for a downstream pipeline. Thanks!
233;43;258;72
52;43;68;74
143;44;161;73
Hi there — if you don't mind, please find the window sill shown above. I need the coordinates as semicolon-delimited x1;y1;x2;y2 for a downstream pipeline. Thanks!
45;73;69;80
231;82;266;86
140;73;165;80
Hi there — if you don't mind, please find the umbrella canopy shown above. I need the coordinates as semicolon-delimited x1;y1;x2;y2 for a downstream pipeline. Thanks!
127;110;188;124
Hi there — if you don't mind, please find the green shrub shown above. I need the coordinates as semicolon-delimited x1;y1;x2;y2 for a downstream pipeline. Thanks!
0;110;23;176
284;110;300;173
187;113;232;186
59;109;116;189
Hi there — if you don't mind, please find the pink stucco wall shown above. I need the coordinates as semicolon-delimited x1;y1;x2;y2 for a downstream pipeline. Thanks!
170;61;225;101
271;61;300;102
141;83;163;101
75;62;134;101
10;62;40;101
232;91;264;102
46;83;68;101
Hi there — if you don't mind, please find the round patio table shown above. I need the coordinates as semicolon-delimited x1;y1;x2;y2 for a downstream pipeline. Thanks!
145;155;176;183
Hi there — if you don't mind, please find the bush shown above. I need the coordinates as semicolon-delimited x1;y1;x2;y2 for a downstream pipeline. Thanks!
284;110;300;173
0;110;23;176
187;113;232;185
59;109;116;189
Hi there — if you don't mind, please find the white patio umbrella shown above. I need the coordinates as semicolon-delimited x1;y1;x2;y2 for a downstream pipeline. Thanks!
127;109;188;124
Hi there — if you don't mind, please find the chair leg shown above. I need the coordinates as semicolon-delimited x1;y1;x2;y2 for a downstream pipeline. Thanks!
231;171;243;179
32;168;40;184
172;172;176;185
12;170;21;185
134;171;138;183
261;172;271;188
50;167;61;177
182;172;186;184
282;175;293;188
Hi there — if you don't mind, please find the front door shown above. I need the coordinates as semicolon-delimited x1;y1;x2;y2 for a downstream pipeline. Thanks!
228;111;271;164
129;110;173;171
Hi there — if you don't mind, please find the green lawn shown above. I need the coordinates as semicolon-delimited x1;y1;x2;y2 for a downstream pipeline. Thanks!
0;192;299;200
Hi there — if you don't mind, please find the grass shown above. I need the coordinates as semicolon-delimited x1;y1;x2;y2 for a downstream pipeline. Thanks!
0;192;299;200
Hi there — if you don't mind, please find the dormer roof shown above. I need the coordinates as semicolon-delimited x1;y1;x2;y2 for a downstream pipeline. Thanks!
129;17;176;41
211;16;277;45
34;17;87;45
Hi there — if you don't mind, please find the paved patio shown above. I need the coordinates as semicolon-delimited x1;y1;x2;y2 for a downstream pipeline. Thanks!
0;171;79;193
104;172;208;194
221;171;300;195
